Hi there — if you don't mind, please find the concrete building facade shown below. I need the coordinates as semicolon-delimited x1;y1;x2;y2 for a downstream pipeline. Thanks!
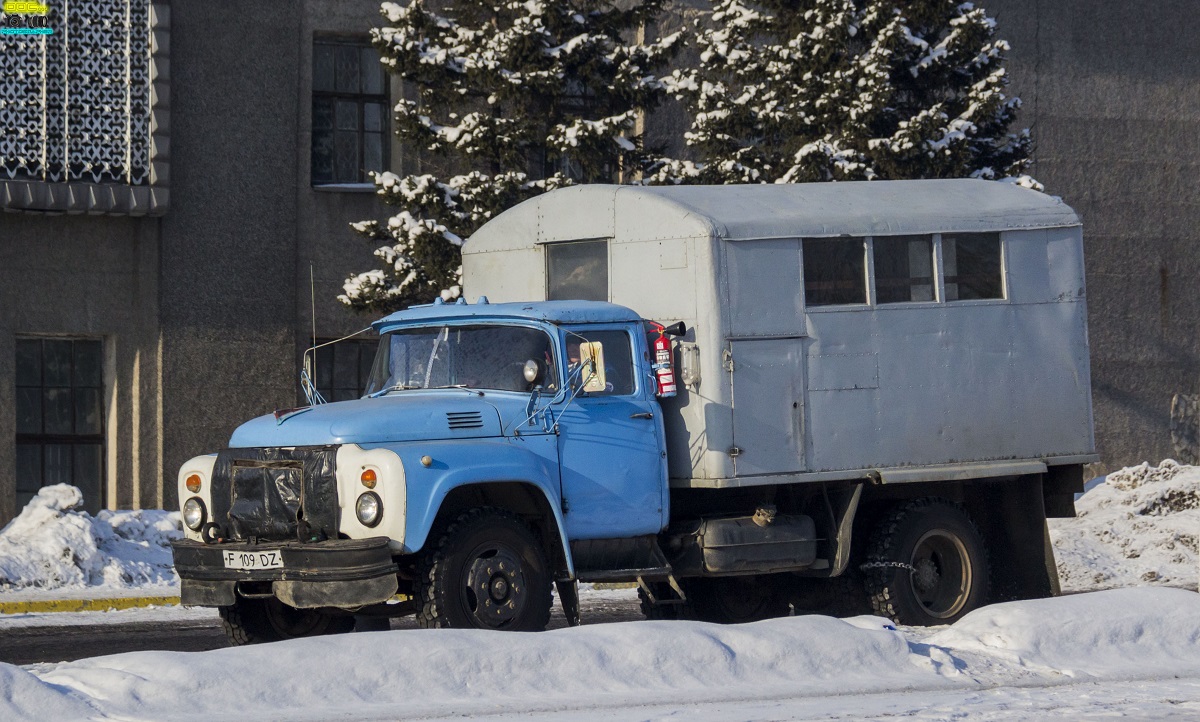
987;0;1200;470
1;0;1196;523
1;0;391;522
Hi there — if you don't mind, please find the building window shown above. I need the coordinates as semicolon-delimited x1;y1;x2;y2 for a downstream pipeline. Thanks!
312;338;378;402
803;238;867;307
944;233;1003;301
546;240;609;301
311;38;388;185
874;235;936;303
15;338;105;515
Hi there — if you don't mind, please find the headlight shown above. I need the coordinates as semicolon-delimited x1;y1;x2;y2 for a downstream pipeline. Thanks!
355;492;382;527
183;497;207;531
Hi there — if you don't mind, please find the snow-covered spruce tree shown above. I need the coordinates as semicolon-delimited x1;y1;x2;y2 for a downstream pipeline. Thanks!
653;0;1033;185
341;0;679;311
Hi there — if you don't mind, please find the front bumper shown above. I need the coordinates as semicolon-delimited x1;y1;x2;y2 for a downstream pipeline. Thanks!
172;537;399;609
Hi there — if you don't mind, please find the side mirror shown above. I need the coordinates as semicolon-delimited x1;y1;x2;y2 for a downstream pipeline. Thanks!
579;341;607;393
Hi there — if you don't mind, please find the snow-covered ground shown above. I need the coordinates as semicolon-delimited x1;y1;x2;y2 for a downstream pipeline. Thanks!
1;465;1199;719
2;587;1199;721
1050;460;1200;591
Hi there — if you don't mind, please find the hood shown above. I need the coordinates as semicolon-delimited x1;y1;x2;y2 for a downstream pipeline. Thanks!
228;391;513;448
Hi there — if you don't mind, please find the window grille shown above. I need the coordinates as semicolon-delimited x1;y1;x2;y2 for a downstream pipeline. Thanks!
0;0;168;214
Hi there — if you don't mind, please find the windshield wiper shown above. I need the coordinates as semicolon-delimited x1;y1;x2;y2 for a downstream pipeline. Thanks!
430;384;484;396
367;383;420;398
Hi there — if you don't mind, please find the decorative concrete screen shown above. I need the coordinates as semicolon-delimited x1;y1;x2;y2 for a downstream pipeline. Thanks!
0;0;169;215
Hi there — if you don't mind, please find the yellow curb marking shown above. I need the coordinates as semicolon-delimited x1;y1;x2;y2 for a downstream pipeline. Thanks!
0;595;181;615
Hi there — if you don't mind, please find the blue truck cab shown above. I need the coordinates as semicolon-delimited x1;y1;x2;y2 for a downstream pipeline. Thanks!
173;181;1097;643
173;299;679;638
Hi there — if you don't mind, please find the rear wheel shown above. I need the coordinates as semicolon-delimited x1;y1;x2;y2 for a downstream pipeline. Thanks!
415;507;553;631
863;498;989;626
219;598;354;646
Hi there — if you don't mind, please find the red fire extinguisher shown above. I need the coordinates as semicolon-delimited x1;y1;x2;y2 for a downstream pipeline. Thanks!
649;321;684;398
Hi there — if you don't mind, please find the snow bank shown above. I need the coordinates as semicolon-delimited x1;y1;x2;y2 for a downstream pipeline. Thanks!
928;587;1200;679
1050;460;1200;591
0;665;95;721
0;485;180;592
4;588;1199;722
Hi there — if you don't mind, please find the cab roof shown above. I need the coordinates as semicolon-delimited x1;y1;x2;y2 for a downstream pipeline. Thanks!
372;299;642;332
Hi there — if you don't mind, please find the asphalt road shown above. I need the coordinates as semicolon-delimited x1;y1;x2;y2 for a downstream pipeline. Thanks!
0;593;646;666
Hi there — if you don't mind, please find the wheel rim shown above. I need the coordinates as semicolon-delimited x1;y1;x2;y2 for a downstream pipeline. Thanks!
461;542;528;629
908;529;972;619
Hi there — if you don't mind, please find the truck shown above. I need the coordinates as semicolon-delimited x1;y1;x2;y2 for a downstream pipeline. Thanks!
171;179;1096;644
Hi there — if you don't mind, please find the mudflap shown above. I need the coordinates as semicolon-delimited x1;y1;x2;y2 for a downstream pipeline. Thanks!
556;578;581;627
275;576;399;609
963;475;1059;602
181;579;237;607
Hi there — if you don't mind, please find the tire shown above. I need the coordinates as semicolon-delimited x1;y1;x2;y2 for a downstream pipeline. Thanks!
639;576;789;624
414;507;553;631
218;598;355;646
863;498;989;626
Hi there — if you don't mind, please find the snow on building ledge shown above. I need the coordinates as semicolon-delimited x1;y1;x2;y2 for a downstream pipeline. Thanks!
0;1;170;216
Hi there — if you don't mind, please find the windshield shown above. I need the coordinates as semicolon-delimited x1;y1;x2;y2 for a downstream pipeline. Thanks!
364;325;557;395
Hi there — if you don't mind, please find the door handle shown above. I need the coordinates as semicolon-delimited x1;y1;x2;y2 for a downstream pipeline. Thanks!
630;412;654;419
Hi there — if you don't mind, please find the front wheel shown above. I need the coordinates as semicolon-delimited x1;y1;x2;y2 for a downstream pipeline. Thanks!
218;598;354;646
415;508;553;631
863;498;989;626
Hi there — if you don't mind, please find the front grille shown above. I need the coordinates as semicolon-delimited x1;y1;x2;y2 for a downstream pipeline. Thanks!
210;446;339;542
446;411;484;430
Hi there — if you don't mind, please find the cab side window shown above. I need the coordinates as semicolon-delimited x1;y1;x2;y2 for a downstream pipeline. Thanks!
566;330;635;396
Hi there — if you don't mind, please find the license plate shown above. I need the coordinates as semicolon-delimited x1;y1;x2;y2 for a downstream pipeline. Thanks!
222;550;284;570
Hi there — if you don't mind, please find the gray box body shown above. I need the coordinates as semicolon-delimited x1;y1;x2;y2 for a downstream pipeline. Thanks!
463;180;1097;489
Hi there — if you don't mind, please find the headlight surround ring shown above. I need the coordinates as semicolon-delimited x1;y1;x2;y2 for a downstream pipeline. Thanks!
183;497;207;531
355;492;383;528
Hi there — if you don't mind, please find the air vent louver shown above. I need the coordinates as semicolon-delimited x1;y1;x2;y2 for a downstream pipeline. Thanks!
446;411;484;430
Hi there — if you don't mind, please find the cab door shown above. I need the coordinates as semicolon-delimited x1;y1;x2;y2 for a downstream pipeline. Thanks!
554;325;668;539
